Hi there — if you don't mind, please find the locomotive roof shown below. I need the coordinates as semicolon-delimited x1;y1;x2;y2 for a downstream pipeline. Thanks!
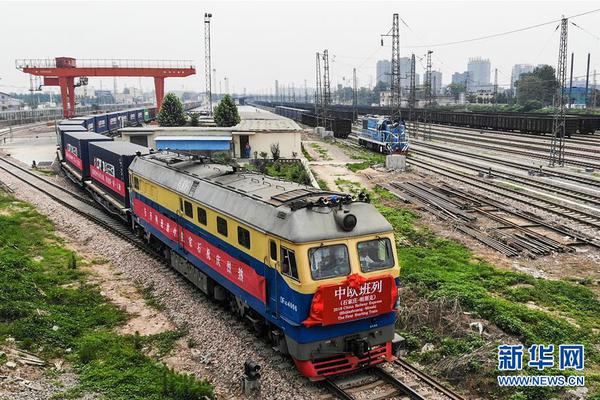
129;152;392;243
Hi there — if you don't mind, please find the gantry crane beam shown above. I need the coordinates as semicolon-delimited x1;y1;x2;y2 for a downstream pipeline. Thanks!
16;57;196;118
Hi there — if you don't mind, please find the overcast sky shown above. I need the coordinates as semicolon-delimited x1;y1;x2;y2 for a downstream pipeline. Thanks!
1;0;599;95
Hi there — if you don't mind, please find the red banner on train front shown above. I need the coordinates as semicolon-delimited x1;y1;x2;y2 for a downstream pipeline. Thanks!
303;274;396;327
133;199;266;303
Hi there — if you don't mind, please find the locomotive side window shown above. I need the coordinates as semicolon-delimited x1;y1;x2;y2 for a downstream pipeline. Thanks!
237;227;251;249
309;244;350;280
281;247;298;280
217;216;228;236
357;238;394;272
197;207;207;225
269;240;277;261
133;176;140;190
180;198;193;218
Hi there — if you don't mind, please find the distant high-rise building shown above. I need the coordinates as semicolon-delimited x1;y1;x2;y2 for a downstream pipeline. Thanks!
511;64;534;93
452;72;469;85
376;59;391;86
467;57;491;91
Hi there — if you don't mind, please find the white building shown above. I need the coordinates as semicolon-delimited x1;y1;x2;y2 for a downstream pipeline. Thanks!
0;92;23;110
467;57;491;92
120;106;302;159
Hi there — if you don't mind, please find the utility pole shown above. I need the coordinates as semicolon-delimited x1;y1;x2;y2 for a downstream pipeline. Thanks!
549;16;568;167
322;49;331;121
592;69;597;109
409;53;416;136
274;80;279;104
568;52;574;108
424;50;433;141
381;13;401;120
315;52;322;124
292;83;296;103
204;13;213;115
352;67;357;121
493;68;498;107
584;53;590;108
304;79;308;103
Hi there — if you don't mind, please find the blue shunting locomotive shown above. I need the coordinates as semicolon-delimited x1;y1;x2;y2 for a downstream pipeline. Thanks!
358;116;409;154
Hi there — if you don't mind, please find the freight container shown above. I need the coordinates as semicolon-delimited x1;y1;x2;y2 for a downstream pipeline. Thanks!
143;108;151;122
94;114;109;134
62;131;112;179
57;124;88;160
136;110;144;123
107;113;120;131
88;141;149;207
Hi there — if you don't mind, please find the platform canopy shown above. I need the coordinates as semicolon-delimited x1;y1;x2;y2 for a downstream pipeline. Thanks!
154;136;232;151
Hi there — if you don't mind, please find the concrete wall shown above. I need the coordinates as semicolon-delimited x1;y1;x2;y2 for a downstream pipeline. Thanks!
232;131;301;159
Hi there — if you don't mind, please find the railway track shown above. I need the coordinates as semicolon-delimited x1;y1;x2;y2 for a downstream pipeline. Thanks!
323;362;464;400
410;128;600;169
0;155;468;398
411;144;600;209
409;140;600;188
416;122;600;148
0;156;156;258
407;157;600;231
420;125;600;156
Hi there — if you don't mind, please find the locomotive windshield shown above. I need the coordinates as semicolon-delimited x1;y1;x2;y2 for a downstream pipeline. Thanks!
309;244;350;280
357;238;394;272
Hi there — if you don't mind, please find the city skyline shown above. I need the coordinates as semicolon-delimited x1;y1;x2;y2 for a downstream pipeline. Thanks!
1;1;599;96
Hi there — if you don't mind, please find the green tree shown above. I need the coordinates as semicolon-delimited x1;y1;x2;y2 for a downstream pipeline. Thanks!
157;93;186;127
515;65;558;107
189;112;200;126
447;83;465;100
213;95;241;127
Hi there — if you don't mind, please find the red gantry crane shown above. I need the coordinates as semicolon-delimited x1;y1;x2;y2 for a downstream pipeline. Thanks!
16;57;196;118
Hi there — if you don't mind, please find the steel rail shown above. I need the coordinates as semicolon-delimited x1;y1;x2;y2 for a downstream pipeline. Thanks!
393;359;465;400
407;157;600;231
411;146;600;208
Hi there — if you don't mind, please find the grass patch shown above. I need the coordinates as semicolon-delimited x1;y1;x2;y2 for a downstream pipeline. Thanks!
140;283;166;311
333;141;385;172
301;144;315;161
334;178;363;195
0;190;214;399
310;143;332;160
248;161;311;185
370;187;600;398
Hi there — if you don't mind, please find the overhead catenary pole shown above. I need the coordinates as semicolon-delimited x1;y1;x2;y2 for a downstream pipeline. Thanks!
315;52;322;125
204;13;213;115
549;16;568;167
352;67;357;121
493;68;498;107
322;49;331;122
424;50;433;141
584;53;591;108
304;79;308;103
409;53;416;135
381;13;401;119
568;52;574;108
